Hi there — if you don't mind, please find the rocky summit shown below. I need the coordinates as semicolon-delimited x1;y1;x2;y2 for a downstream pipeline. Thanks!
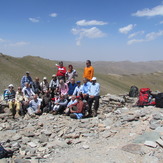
0;94;163;163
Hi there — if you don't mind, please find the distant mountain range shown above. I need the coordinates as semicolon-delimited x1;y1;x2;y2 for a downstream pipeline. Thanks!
1;53;163;95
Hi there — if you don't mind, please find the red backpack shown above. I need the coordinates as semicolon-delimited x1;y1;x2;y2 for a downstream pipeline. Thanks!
137;88;154;107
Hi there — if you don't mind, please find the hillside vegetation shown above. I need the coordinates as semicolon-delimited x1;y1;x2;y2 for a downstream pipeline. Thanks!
1;53;163;95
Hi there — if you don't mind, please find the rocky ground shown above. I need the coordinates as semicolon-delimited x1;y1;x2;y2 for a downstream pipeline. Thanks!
0;94;163;163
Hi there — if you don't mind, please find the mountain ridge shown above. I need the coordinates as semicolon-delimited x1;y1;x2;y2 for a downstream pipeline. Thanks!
1;53;163;95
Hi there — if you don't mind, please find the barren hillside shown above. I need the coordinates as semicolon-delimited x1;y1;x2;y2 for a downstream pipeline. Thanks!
1;53;163;95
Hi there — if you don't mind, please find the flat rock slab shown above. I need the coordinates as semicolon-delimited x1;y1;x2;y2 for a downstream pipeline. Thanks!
144;141;158;148
133;131;160;144
156;138;163;147
121;144;142;154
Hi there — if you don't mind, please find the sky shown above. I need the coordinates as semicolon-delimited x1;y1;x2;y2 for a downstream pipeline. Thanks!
0;0;163;61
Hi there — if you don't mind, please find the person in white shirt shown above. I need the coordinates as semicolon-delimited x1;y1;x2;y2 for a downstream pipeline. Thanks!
73;81;83;96
87;77;100;117
27;94;42;115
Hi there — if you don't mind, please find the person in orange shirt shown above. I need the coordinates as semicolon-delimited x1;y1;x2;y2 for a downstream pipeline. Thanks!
83;60;94;81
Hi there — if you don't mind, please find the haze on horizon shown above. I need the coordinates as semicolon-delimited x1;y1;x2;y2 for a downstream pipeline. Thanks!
0;0;163;62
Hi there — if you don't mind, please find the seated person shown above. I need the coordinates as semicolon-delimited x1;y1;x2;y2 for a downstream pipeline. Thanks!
58;79;69;96
41;90;51;113
52;94;68;114
68;96;85;119
64;95;77;115
40;77;49;95
4;84;16;102
14;87;25;117
22;82;35;102
27;94;42;115
49;74;59;98
4;84;16;118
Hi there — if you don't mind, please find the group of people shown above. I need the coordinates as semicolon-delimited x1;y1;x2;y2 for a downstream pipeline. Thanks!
2;60;100;119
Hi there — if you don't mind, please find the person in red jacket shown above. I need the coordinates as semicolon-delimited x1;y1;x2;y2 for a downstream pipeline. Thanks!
56;61;66;82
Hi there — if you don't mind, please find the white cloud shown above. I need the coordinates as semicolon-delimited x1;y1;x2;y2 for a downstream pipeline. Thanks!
128;31;144;39
160;21;163;24
0;38;6;42
145;30;163;40
127;39;144;45
9;41;29;47
132;5;163;17
29;17;40;23
128;30;163;45
49;13;57;17
72;27;106;46
76;19;108;26
119;24;136;34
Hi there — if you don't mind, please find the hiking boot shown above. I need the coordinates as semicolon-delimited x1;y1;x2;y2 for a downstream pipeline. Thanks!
53;111;58;115
15;112;20;118
92;110;97;117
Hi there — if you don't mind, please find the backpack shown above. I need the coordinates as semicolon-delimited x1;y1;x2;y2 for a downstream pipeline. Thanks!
155;93;163;108
129;86;139;97
0;144;13;159
3;89;8;100
137;88;153;107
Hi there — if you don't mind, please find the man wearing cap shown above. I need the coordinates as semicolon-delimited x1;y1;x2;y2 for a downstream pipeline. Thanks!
4;84;16;102
21;71;33;88
49;74;59;98
4;84;16;118
40;77;49;95
88;77;100;117
83;60;94;81
73;81;83;96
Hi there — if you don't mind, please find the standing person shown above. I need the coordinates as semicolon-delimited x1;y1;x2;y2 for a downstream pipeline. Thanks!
49;74;59;98
65;65;78;83
40;77;49;95
73;81;83;96
88;77;100;117
83;60;94;81
21;71;33;88
81;78;91;101
32;77;41;96
68;78;77;96
56;61;66;82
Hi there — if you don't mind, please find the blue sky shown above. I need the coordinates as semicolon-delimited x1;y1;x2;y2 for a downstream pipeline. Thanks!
0;0;163;61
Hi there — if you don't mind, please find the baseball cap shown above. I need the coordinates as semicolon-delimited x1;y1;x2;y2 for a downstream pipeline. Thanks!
91;77;97;81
